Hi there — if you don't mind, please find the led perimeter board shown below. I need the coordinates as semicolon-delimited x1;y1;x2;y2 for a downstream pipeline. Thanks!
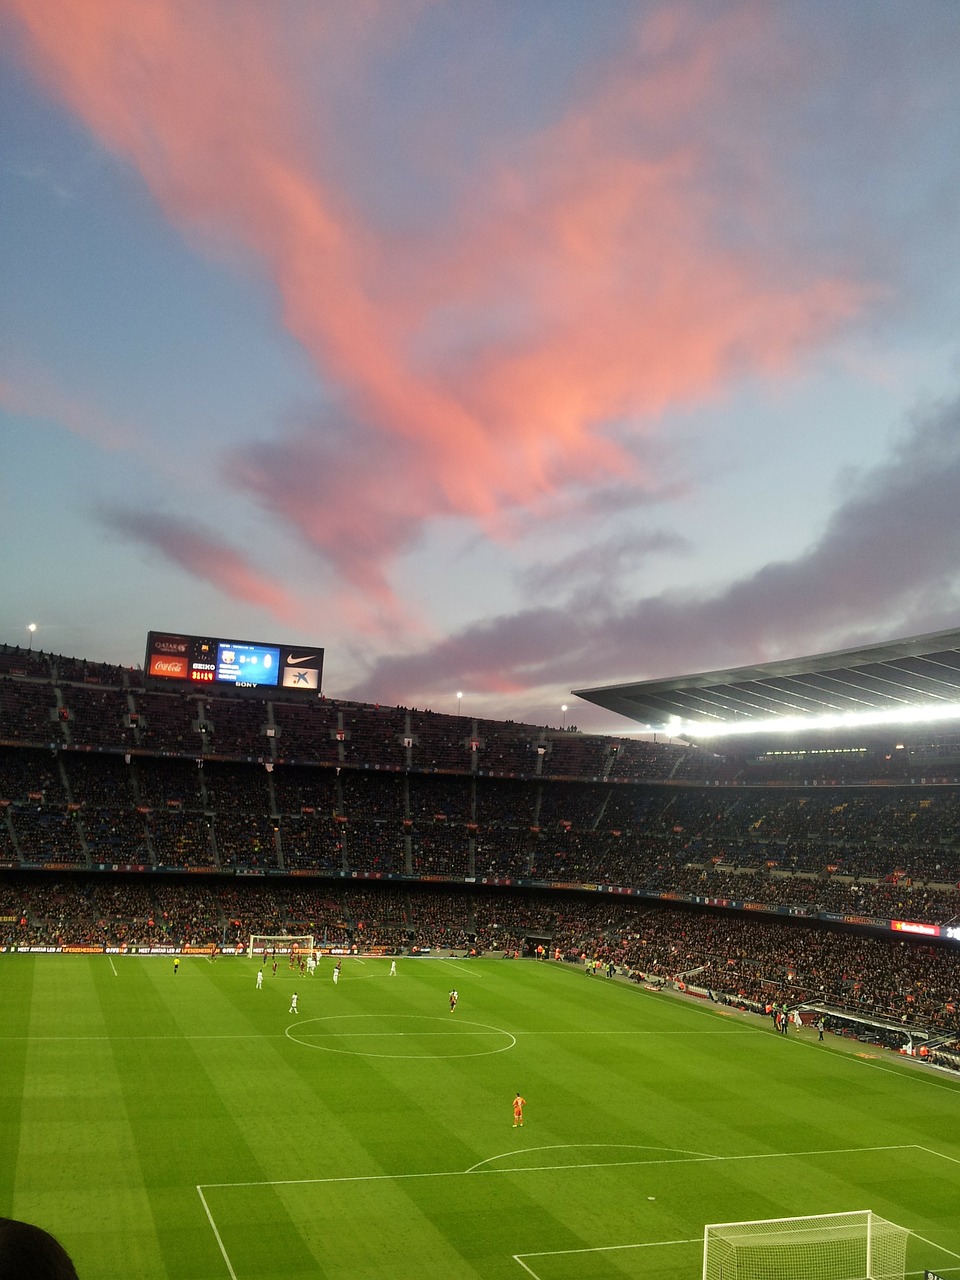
145;631;324;699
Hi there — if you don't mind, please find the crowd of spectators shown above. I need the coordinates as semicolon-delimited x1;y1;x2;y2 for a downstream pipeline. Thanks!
4;875;955;1041
3;739;960;922
2;648;960;1035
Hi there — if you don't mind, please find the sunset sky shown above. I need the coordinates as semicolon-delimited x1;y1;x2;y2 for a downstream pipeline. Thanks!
3;0;960;731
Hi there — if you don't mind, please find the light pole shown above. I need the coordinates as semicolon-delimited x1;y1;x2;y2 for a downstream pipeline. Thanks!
27;623;36;651
561;703;568;729
456;691;463;718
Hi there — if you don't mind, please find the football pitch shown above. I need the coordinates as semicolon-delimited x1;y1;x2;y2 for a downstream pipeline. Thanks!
2;954;960;1279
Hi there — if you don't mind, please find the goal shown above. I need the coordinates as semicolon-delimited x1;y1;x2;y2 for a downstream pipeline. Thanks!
247;934;314;958
703;1210;909;1280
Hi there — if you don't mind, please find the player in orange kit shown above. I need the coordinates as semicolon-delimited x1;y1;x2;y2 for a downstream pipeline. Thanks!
513;1093;526;1127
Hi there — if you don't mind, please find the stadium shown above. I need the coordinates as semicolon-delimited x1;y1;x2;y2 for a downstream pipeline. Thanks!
5;5;960;1275
2;629;960;1279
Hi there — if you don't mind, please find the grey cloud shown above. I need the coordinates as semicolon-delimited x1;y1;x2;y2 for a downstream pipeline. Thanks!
345;390;960;705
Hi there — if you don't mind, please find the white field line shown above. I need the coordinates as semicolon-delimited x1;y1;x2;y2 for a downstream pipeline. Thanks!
518;1234;701;1260
197;1142;939;1279
440;959;484;978
196;1186;238;1280
511;1257;542;1279
784;1028;960;1096
108;956;118;976
511;1237;960;1280
915;1145;960;1169
0;1027;757;1043
198;1142;916;1190
550;955;960;1096
907;1230;960;1262
465;1143;716;1173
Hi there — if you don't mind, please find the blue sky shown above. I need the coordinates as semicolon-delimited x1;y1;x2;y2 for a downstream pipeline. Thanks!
2;0;960;731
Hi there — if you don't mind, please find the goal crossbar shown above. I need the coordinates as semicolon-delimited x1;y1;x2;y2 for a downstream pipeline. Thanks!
247;934;314;958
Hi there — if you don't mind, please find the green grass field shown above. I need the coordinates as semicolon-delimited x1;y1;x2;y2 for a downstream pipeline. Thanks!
3;953;960;1280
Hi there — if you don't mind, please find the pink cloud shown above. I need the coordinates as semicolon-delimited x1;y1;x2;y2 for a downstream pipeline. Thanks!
0;372;139;452
5;0;870;615
100;507;302;623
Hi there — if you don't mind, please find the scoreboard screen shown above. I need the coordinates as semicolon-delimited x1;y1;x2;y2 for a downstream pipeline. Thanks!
145;631;323;698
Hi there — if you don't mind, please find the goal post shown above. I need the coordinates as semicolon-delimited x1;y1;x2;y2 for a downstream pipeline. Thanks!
703;1210;909;1280
247;934;314;958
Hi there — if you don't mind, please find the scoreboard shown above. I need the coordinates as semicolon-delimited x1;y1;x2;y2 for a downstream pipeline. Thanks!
145;631;323;699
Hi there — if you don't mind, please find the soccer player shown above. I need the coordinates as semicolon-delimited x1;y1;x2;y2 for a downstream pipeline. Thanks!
449;989;458;1012
333;960;341;985
513;1093;526;1127
389;959;397;976
307;955;316;975
272;959;278;976
256;969;263;989
289;992;299;1014
173;957;180;975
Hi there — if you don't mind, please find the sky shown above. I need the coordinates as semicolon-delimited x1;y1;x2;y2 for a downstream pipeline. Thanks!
2;0;960;733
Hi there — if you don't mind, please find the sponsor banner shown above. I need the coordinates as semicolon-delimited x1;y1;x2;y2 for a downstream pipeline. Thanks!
282;666;319;689
151;634;190;656
892;920;940;937
149;654;189;679
62;945;104;954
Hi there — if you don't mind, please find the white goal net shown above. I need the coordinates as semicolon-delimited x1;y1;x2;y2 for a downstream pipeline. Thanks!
703;1210;909;1280
247;934;314;958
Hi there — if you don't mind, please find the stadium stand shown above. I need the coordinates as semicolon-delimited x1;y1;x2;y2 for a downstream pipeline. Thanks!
1;640;959;1064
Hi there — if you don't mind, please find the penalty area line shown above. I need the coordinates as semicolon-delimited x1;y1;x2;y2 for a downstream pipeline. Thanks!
198;1142;916;1191
196;1186;238;1280
517;1234;700;1261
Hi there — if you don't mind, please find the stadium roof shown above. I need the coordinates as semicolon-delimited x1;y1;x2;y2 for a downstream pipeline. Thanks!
573;629;960;736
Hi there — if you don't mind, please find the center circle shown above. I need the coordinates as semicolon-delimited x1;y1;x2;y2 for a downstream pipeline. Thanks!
286;1014;516;1059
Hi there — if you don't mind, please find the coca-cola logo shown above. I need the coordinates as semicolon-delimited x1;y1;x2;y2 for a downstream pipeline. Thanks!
149;654;188;678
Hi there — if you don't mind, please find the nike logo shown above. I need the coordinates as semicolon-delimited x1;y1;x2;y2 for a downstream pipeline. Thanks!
286;654;317;664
